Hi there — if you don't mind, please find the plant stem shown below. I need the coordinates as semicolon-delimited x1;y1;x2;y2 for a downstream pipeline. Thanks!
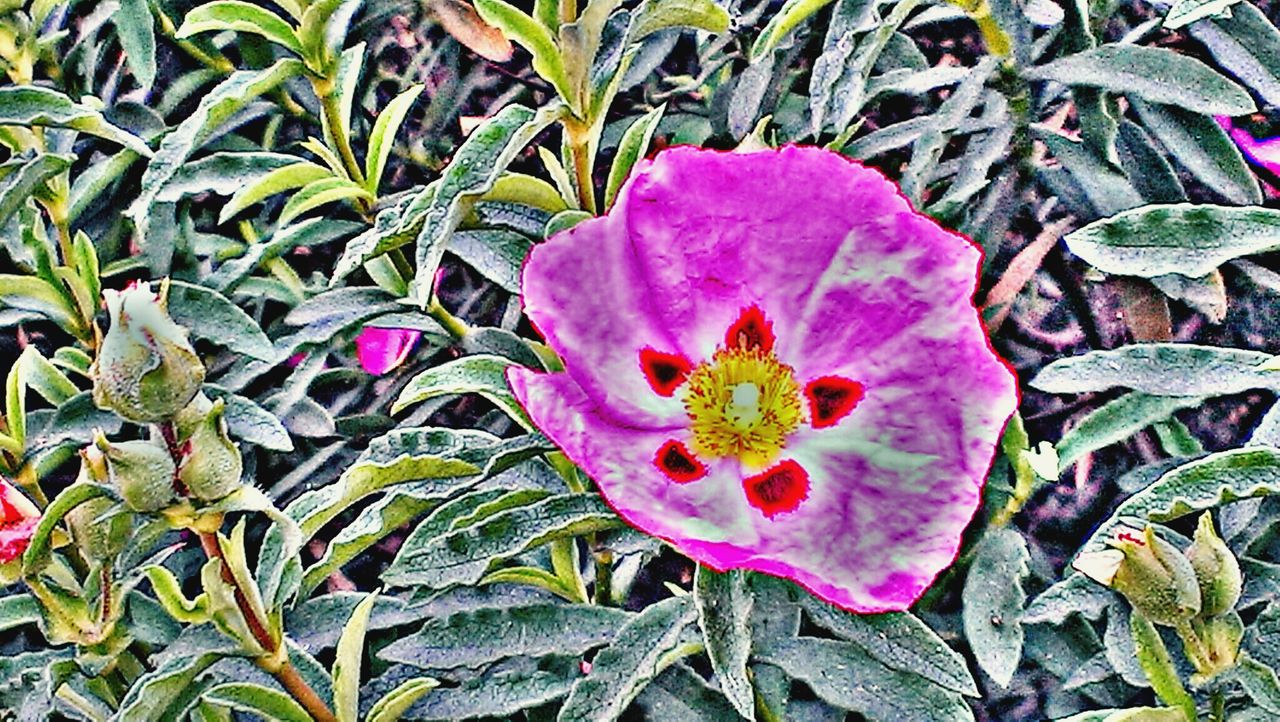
314;78;367;189
569;138;597;214
592;546;613;605
1211;690;1225;722
427;299;469;340
197;531;336;722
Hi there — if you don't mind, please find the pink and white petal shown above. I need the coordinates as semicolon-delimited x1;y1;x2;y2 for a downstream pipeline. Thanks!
623;145;913;360
521;210;689;429
508;368;759;548
0;518;37;564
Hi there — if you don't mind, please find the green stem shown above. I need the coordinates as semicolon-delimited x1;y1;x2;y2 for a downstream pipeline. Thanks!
1211;690;1225;722
592;546;613;606
427;299;469;340
314;78;367;188
569;138;597;214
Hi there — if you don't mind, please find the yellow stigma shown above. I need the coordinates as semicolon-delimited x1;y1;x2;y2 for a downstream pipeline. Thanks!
683;347;804;469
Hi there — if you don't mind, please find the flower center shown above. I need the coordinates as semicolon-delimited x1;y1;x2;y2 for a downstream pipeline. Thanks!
683;346;804;469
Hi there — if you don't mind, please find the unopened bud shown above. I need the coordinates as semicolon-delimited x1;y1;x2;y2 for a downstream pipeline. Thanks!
91;280;205;423
178;399;243;502
1194;610;1244;677
1186;513;1242;617
65;492;130;564
1075;526;1201;626
92;432;177;512
173;392;214;443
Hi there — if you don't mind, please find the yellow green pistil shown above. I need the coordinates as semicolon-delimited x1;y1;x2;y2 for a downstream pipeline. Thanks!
683;347;804;469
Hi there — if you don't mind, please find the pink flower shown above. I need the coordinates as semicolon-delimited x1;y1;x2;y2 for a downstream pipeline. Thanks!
1217;116;1280;182
508;146;1018;612
355;326;421;375
0;478;39;564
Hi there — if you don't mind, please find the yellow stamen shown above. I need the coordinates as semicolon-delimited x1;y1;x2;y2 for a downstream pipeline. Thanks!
683;347;804;469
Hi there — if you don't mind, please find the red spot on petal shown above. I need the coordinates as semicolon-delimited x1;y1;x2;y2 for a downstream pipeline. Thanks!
743;460;809;518
639;348;693;397
654;440;707;483
725;305;774;353
805;376;864;428
1117;531;1144;546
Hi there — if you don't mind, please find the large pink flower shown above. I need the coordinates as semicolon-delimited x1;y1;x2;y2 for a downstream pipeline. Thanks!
508;146;1017;612
0;478;39;564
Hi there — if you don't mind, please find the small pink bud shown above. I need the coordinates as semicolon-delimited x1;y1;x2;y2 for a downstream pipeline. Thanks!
356;327;421;376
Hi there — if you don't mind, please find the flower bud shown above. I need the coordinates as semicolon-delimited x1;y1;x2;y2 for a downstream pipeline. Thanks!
173;392;214;444
1186;512;1242;617
91;280;205;423
1075;526;1201;626
178;399;243;502
65;494;130;564
0;477;40;565
1193;610;1244;677
92;432;177;512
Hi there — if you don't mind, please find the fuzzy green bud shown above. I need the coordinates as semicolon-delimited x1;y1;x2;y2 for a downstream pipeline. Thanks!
65;493;130;564
173;392;214;444
92;431;177;512
1076;526;1201;626
91;280;205;423
178;399;243;502
1194;610;1244;677
1186;513;1242;617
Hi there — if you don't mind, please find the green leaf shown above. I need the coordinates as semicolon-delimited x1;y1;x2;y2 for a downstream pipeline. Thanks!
219;161;334;222
116;0;157;91
333;592;377;722
1021;44;1256;116
203;682;313;722
0;594;40;635
798;597;978;697
962;528;1030;689
750;0;837;61
1031;343;1278;396
635;662;747;721
558;595;699;722
259;430;545;604
1131;100;1260;205
0;154;73;227
298;0;360;72
208;218;362;293
628;0;731;42
383;492;625;589
278;176;373;225
6;347;27;447
393;353;531;428
1164;0;1242;29
1116;120;1186;204
1189;1;1280;107
71;231;100;313
1129;612;1196;720
0;86;152;156
331;186;437;282
1038;131;1142;218
473;0;573;102
448;229;531;293
1064;203;1280;278
17;346;76;406
693;567;755;720
605;104;664;210
366;677;439;722
365;85;425;194
176;1;304;55
1024;573;1115;625
401;660;578;719
21;483;108;573
409;103;564;305
379;603;631;669
1055;392;1204;471
0;274;81;333
207;387;295;452
115;654;222;722
1077;447;1280;562
128;59;304;242
1232;656;1280;714
757;637;974;721
166;280;275;362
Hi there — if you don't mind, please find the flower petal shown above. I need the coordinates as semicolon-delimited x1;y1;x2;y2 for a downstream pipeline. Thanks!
521;209;689;428
623;146;914;360
356;327;421;375
0;517;37;564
